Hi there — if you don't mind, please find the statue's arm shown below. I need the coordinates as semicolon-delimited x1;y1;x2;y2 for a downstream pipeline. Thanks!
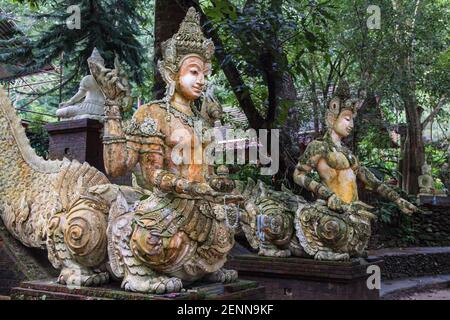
61;76;89;106
357;166;418;214
103;104;139;177
139;150;218;196
356;166;400;202
293;142;334;200
139;150;192;195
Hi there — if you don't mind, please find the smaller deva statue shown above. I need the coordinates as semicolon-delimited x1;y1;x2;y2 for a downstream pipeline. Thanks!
418;162;447;196
56;48;106;121
418;162;435;195
292;81;418;261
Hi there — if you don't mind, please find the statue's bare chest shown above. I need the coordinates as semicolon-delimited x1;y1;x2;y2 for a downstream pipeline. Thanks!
163;116;210;149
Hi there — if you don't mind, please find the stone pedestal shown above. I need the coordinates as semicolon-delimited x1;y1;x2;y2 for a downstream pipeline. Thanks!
45;119;131;185
225;254;383;300
417;195;450;207
11;279;265;300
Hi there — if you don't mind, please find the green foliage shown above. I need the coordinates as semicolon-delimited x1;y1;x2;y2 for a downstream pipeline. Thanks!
3;0;449;196
25;121;49;158
357;127;399;179
10;0;43;9
202;0;334;121
373;196;450;248
229;164;272;186
425;141;449;190
0;0;149;86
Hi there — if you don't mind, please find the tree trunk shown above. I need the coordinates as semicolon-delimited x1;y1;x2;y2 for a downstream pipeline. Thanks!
153;0;197;99
401;96;425;194
309;77;320;134
263;0;300;186
392;0;425;194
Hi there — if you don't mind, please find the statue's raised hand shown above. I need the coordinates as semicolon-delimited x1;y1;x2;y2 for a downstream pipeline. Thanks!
395;198;418;215
89;56;131;111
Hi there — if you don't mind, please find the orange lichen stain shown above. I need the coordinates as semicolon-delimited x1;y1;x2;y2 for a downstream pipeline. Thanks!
317;154;359;204
187;162;204;182
326;169;358;203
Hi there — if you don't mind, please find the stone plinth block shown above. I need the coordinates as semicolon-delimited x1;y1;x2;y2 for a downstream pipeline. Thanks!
418;195;450;207
225;254;383;300
45;119;131;185
46;119;104;169
11;279;265;300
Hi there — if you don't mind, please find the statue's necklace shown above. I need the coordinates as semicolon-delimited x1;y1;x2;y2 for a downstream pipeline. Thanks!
332;144;354;164
165;100;206;139
169;104;199;127
326;135;354;164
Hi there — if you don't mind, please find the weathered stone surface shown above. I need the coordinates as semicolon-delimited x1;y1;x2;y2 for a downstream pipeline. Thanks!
0;8;248;296
417;195;450;207
225;252;382;300
369;204;450;248
370;247;450;280
11;279;265;300
381;274;450;299
0;221;56;296
46;119;104;169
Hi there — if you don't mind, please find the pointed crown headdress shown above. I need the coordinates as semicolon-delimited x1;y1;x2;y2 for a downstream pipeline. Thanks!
87;47;105;67
326;80;361;128
158;7;215;78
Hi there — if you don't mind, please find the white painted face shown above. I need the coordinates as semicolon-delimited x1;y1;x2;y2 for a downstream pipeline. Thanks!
333;109;354;138
176;56;208;101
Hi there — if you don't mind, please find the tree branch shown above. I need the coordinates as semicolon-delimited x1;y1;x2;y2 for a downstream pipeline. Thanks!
422;94;447;128
195;1;266;128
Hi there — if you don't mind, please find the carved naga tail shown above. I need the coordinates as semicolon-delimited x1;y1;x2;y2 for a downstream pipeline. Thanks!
0;89;109;266
236;178;306;257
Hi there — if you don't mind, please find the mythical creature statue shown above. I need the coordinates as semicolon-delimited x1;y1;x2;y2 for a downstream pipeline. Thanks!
292;81;418;261
236;83;420;261
88;7;241;293
0;87;112;285
236;84;418;261
0;8;241;294
237;178;305;258
56;48;106;122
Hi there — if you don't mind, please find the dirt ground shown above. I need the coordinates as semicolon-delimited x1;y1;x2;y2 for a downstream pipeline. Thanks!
398;288;450;300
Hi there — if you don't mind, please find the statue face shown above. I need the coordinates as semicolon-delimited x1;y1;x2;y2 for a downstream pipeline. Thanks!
176;56;207;101
333;110;354;138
